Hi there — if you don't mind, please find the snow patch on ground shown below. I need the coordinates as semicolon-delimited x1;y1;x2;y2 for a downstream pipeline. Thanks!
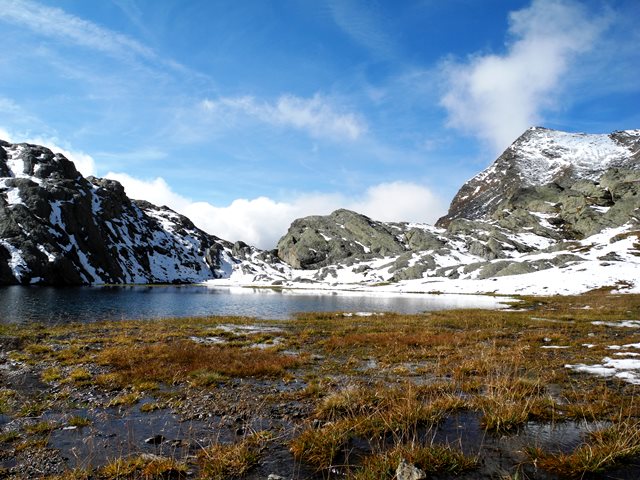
592;320;640;328
567;357;640;385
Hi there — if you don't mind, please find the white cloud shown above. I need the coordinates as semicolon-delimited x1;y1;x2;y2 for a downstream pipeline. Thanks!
441;0;607;153
0;0;155;63
106;172;445;250
104;172;190;210
350;182;445;223
200;93;367;141
0;128;12;142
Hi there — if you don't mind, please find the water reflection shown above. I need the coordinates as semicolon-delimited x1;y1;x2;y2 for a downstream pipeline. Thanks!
0;285;511;324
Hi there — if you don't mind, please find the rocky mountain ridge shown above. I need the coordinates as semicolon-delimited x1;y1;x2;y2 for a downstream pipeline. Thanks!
1;127;638;293
0;140;287;285
275;128;640;290
436;127;640;227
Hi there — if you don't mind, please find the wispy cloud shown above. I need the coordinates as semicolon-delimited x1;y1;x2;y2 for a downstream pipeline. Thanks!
200;93;367;141
107;172;444;249
440;0;608;153
0;0;155;63
328;0;396;59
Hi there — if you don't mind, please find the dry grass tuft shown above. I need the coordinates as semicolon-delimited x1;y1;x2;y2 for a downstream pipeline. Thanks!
291;383;467;470
198;431;271;479
289;419;353;470
352;443;478;479
100;454;187;479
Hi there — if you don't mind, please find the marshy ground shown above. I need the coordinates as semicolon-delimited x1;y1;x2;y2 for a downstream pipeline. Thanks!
1;290;640;479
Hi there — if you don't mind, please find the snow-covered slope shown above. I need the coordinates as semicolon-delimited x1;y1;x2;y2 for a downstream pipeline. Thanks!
437;128;640;227
253;127;640;295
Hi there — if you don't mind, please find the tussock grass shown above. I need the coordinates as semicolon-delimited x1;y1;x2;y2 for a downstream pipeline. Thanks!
41;366;62;383
68;366;92;383
0;388;16;414
25;420;57;435
106;391;142;407
0;430;19;443
352;444;478;479
68;415;91;428
527;420;640;477
100;454;187;480
290;419;352;470
292;383;466;470
198;431;271;479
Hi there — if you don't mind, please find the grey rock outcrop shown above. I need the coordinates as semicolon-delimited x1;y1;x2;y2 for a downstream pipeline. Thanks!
276;209;442;269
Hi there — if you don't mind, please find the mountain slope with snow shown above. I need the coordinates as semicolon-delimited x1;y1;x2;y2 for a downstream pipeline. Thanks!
1;127;639;295
0;140;288;285
436;128;640;227
266;127;640;294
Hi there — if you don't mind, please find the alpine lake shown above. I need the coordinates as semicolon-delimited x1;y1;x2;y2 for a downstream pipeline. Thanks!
1;286;640;479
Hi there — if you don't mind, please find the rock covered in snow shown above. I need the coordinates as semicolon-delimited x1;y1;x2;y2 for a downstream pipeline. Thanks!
0;140;287;285
436;127;640;227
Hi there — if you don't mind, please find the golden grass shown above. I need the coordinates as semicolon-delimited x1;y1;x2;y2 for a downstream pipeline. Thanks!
291;383;467;470
290;419;352;470
100;454;187;480
352;444;478;479
98;340;301;384
197;431;271;480
3;292;640;478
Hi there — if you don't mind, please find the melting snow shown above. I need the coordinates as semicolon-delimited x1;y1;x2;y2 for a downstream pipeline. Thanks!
567;357;640;385
592;320;640;328
0;240;28;281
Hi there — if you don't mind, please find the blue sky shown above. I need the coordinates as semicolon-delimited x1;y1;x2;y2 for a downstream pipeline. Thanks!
0;0;639;248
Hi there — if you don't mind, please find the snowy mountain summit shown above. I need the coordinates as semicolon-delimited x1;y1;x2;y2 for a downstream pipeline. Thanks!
437;127;640;226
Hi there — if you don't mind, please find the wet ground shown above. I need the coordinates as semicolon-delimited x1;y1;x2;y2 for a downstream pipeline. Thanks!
2;298;640;479
2;358;640;479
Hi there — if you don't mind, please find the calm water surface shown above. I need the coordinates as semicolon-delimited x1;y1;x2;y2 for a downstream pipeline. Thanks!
0;285;511;324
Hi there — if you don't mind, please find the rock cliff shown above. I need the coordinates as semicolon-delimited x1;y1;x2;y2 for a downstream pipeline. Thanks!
0;140;286;285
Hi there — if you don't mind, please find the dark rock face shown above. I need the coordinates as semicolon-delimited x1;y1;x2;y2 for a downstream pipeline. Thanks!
0;141;261;285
